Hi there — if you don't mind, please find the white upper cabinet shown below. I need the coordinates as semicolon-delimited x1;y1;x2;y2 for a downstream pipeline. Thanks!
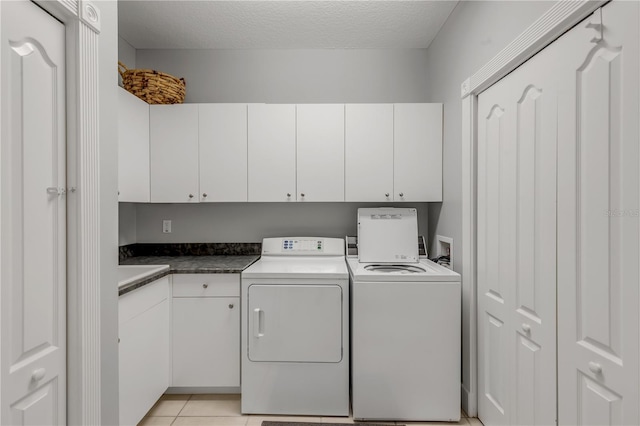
150;104;199;202
345;103;443;202
118;87;150;202
394;103;443;202
141;102;442;203
296;104;345;202
345;104;394;202
248;104;297;202
199;104;248;202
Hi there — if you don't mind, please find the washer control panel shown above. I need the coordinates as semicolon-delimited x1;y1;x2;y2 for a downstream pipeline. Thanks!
261;237;345;256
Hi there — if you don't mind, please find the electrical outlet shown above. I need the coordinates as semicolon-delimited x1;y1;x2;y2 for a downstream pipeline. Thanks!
162;220;172;233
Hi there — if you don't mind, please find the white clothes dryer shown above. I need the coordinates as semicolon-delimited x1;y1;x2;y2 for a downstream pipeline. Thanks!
348;208;462;422
241;237;349;416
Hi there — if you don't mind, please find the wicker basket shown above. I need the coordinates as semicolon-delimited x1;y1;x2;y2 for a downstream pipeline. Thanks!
118;61;186;104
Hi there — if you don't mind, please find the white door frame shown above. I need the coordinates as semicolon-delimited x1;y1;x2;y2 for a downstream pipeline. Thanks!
459;0;607;416
0;0;103;423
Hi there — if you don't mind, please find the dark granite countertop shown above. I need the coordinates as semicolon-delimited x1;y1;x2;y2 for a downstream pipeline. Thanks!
118;255;259;296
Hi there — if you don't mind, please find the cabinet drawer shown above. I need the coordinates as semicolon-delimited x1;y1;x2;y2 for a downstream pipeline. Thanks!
119;276;170;325
172;274;240;297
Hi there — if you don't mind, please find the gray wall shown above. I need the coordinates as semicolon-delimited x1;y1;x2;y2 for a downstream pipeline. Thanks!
135;48;429;103
424;0;556;413
133;202;429;244
118;36;136;87
119;203;137;245
119;48;431;246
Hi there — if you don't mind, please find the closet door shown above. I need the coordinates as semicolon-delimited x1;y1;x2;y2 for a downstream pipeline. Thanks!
477;28;559;426
557;3;640;424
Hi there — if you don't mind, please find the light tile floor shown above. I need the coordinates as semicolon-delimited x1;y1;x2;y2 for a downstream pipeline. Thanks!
138;394;482;426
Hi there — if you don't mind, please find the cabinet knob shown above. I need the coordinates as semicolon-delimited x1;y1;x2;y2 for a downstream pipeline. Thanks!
399;192;404;197
287;193;291;197
588;361;602;375
385;193;390;198
521;323;531;333
228;303;234;309
31;368;46;381
188;194;194;199
202;193;207;198
300;193;305;198
202;283;209;289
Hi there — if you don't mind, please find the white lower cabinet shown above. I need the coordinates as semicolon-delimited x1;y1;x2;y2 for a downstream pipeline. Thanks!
119;277;170;426
171;274;240;387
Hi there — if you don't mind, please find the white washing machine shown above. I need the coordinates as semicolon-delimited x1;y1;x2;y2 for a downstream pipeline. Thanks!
348;208;461;422
240;237;349;416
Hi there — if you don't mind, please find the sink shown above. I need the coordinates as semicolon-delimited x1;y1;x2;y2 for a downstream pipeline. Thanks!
118;265;169;288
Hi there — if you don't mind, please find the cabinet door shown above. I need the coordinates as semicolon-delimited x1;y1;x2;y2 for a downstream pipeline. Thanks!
119;295;169;426
118;87;150;202
345;104;394;201
172;297;240;387
394;103;442;202
296;104;345;202
150;104;199;202
199;104;248;202
248;104;296;202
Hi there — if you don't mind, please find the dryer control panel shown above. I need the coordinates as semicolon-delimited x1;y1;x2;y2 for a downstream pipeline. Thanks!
262;237;345;256
282;238;323;252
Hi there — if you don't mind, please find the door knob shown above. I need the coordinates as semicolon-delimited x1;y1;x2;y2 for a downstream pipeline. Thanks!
588;361;602;375
521;323;531;333
202;283;209;289
32;368;46;381
202;193;207;198
300;193;305;198
188;194;194;199
228;303;234;309
399;192;404;197
287;193;291;197
385;193;390;198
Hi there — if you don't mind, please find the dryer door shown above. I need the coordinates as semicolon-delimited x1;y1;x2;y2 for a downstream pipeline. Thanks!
247;284;343;362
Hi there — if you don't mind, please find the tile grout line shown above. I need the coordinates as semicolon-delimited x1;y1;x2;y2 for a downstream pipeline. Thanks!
175;393;193;418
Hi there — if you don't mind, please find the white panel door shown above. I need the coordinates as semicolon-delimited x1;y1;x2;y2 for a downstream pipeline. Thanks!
172;297;240;387
296;104;345;202
247;285;342;362
150;104;199;202
345;104;394;202
199;104;248;202
118;87;150;202
0;1;66;424
477;31;559;425
393;103;443;202
247;104;296;202
557;3;640;425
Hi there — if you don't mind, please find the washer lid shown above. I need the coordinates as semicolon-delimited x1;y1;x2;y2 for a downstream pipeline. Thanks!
357;207;419;263
347;257;461;282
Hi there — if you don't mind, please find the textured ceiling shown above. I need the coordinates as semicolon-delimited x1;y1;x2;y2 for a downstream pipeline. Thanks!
118;1;458;49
